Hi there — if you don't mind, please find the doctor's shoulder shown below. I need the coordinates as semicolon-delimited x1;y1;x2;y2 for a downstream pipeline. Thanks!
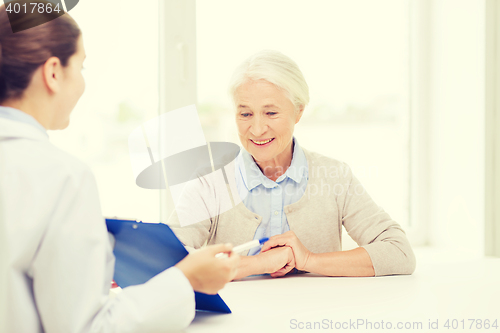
26;140;99;198
50;143;96;184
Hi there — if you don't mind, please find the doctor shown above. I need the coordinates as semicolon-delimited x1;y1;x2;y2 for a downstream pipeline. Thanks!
0;2;239;332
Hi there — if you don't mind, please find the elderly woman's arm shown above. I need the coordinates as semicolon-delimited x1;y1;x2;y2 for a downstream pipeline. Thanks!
233;246;296;279
340;165;416;276
262;163;416;277
167;210;211;252
305;247;375;276
261;231;375;276
166;175;216;251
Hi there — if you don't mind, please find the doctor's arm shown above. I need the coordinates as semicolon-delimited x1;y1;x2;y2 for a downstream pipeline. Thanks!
32;168;196;333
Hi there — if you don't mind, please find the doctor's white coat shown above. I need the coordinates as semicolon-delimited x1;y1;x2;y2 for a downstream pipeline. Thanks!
0;117;195;333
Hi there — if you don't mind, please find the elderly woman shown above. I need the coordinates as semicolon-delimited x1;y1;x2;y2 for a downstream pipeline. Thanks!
168;50;416;279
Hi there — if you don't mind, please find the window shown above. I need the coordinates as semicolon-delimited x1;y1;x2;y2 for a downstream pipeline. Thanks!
50;0;161;222
47;0;412;243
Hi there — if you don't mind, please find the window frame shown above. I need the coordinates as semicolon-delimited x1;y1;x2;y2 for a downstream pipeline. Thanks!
408;0;431;246
158;0;197;223
485;0;500;257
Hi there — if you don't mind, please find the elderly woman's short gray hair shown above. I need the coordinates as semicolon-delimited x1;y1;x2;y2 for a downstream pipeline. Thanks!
228;50;310;112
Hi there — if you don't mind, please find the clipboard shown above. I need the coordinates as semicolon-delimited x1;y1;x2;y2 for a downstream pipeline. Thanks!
105;218;231;313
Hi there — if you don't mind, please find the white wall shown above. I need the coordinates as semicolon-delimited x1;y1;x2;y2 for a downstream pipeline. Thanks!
427;0;485;256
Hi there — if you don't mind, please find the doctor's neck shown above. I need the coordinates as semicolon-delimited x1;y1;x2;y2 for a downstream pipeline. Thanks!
1;82;57;130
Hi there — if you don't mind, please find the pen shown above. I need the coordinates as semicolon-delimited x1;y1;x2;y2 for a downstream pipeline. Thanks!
215;237;269;259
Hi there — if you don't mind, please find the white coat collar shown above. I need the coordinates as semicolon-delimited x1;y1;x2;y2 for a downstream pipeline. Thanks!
0;117;49;142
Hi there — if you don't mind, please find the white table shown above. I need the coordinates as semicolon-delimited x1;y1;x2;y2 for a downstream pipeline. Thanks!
186;253;500;333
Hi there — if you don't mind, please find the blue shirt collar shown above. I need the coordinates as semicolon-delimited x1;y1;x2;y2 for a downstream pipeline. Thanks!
0;106;47;136
239;137;308;191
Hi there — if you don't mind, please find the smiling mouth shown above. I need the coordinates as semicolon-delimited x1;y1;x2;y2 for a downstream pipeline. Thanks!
250;138;275;145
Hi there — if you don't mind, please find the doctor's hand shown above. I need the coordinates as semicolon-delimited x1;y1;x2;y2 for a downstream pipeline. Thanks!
175;243;239;295
259;246;296;278
261;231;312;271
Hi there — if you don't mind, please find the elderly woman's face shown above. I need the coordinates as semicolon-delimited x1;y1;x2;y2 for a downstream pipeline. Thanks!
235;79;302;164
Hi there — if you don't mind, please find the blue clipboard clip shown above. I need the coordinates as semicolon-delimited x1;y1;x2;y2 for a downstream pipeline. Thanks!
105;218;231;313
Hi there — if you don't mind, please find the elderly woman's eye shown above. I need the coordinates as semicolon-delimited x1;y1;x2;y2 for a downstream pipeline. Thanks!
241;113;251;117
267;112;277;116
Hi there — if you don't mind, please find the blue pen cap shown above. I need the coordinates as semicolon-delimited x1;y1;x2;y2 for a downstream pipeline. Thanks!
259;237;269;244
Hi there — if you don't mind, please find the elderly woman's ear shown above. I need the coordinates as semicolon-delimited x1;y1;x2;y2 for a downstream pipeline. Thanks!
295;105;305;124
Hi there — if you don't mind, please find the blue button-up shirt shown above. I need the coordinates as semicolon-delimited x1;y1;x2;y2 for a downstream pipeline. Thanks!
0;106;47;135
234;138;309;256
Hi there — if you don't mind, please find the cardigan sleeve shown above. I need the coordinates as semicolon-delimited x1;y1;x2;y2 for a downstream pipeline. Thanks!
166;170;223;251
340;163;416;276
167;210;211;252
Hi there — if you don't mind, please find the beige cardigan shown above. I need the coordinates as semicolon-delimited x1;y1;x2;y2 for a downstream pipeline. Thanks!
167;149;416;276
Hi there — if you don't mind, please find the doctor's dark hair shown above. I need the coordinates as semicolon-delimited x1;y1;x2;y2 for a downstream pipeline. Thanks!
0;1;81;103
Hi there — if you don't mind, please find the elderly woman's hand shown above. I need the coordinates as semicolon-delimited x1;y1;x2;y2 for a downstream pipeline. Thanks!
261;231;312;271
259;246;296;278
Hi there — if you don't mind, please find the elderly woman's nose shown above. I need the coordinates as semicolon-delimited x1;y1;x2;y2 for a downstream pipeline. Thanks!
250;117;268;136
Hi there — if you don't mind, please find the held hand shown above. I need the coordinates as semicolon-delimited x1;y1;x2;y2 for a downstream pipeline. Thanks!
258;246;295;278
175;243;239;295
261;231;311;271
